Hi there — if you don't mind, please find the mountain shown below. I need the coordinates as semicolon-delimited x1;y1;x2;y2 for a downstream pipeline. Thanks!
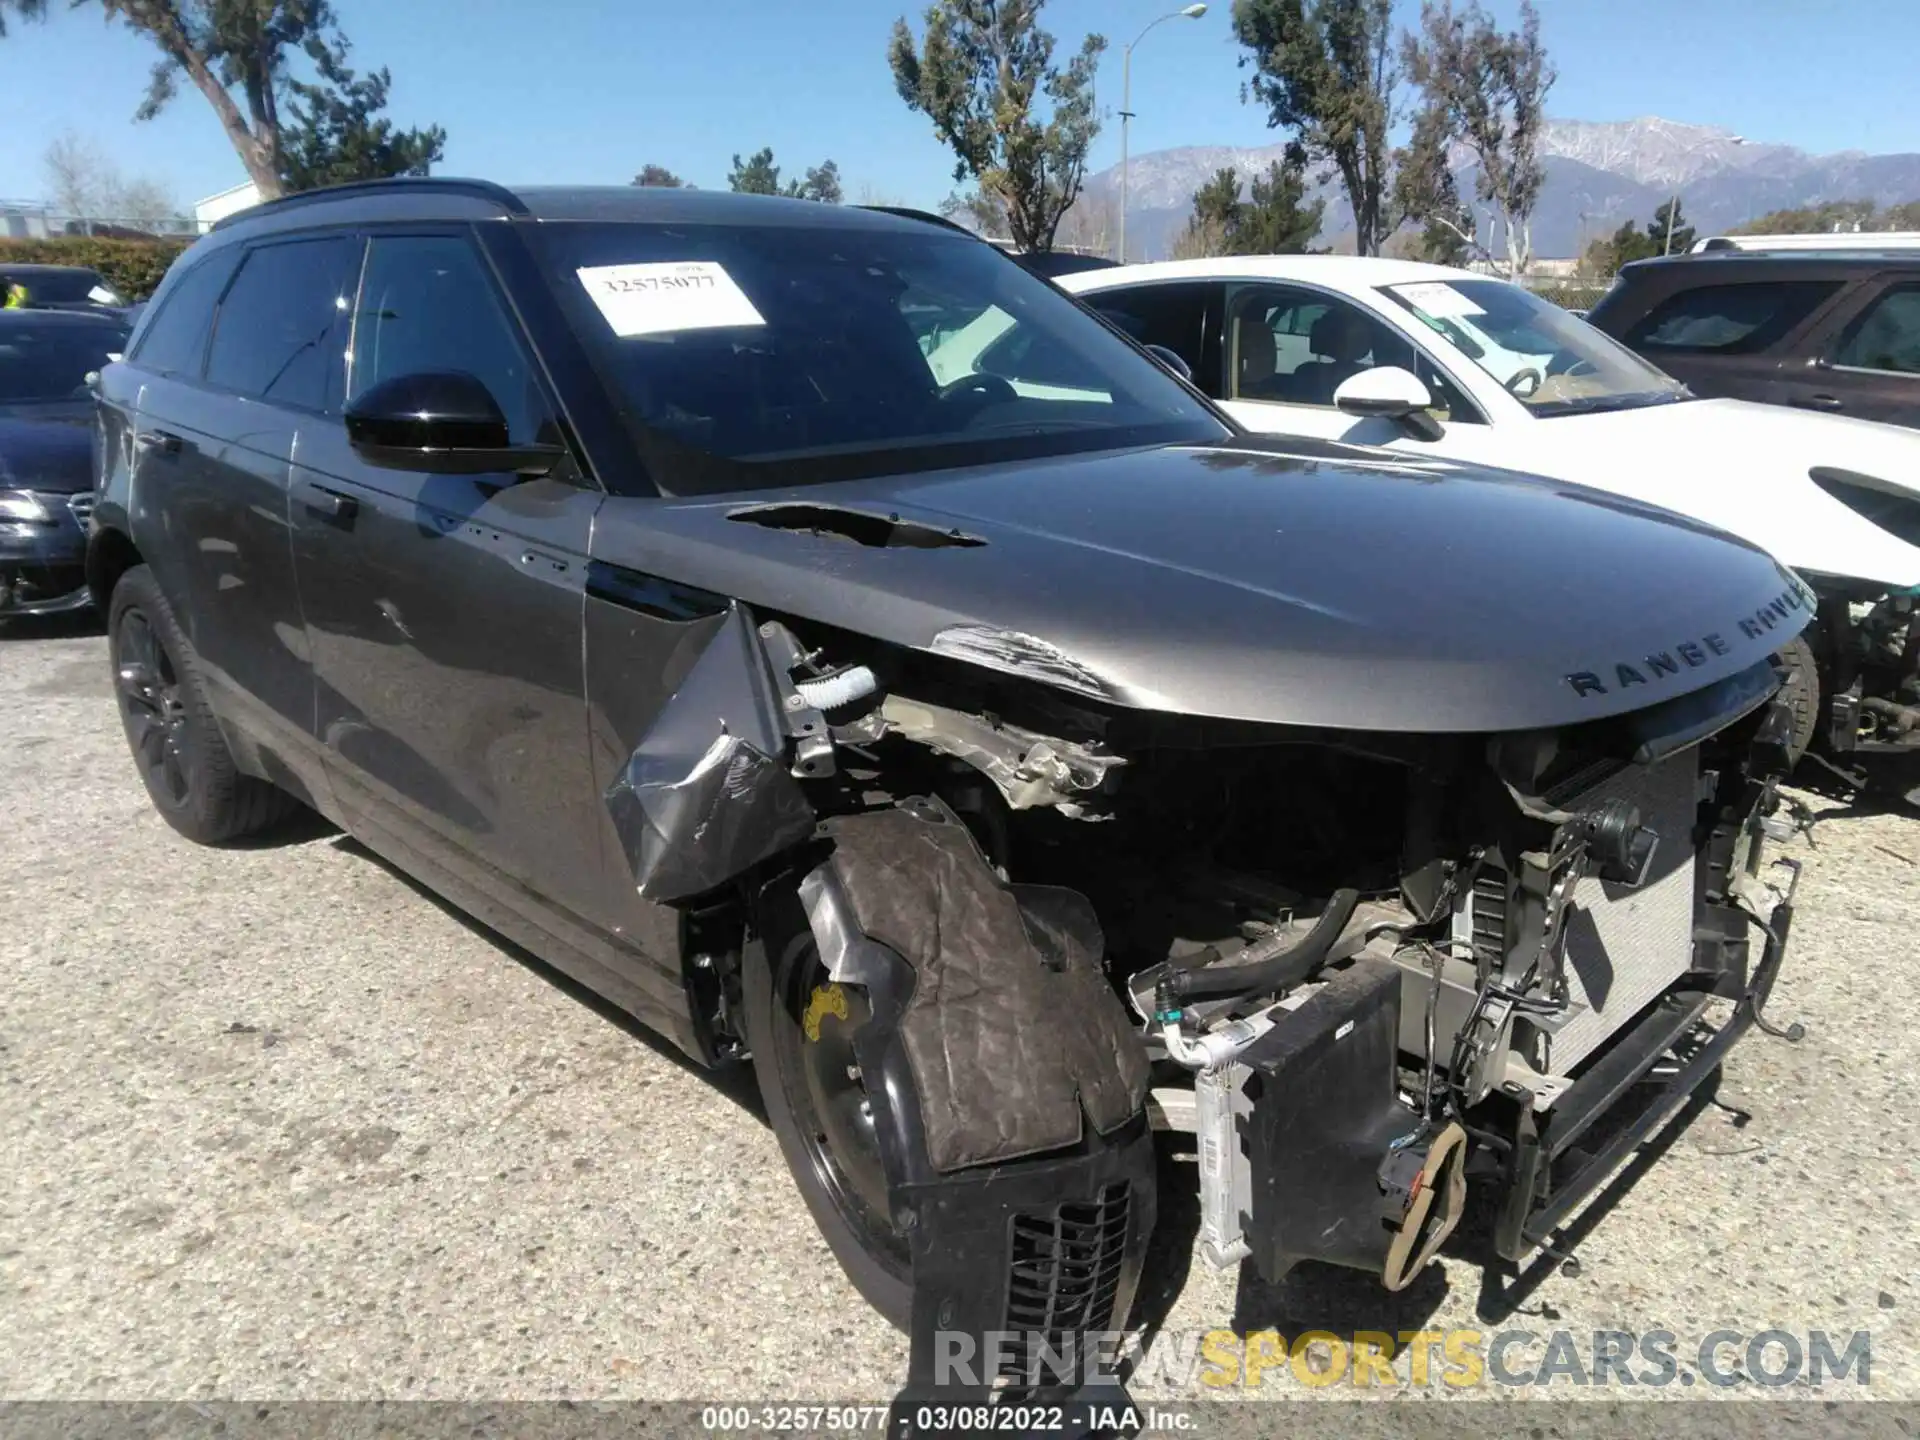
1084;117;1920;261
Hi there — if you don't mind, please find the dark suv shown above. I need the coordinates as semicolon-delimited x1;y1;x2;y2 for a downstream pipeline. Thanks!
1587;251;1920;428
88;178;1811;1405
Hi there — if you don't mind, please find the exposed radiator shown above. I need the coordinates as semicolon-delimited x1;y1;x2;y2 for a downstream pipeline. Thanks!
1548;752;1701;1071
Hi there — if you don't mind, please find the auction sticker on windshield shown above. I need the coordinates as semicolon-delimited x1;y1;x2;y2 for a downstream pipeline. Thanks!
577;261;766;337
1394;281;1485;318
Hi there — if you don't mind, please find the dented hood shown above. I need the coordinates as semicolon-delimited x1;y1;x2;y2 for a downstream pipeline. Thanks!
591;439;1810;733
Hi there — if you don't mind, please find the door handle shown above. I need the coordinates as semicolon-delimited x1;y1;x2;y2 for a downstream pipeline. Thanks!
135;429;182;456
298;480;359;522
1792;393;1843;411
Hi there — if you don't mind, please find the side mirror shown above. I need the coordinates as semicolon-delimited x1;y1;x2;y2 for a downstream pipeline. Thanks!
344;370;563;476
1144;343;1194;382
1333;366;1444;440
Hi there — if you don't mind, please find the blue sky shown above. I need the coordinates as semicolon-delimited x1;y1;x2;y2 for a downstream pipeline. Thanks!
4;0;1920;212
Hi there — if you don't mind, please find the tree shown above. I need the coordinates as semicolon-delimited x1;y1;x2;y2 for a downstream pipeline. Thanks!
1172;153;1324;258
939;188;1010;238
277;33;444;192
1172;168;1244;258
1650;198;1694;256
1400;0;1554;276
888;0;1106;252
1389;98;1474;264
1231;0;1397;256
3;1;442;203
1730;199;1920;236
727;148;843;202
631;164;688;188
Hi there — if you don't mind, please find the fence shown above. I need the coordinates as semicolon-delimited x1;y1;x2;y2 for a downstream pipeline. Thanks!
1512;273;1617;314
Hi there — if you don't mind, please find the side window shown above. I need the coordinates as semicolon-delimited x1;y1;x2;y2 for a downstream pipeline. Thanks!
1085;284;1212;383
128;249;241;379
1226;285;1415;407
1624;281;1840;355
206;237;363;409
1831;285;1920;375
350;234;554;444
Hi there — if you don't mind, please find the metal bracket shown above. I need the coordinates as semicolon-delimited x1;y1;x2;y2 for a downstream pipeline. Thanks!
756;620;836;779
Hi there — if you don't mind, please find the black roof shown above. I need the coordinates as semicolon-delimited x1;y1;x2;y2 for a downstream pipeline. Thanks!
0;263;108;279
210;177;963;242
1620;251;1920;281
0;306;127;328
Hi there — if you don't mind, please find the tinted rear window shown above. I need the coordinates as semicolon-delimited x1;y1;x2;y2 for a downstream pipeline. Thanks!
129;251;241;378
206;237;363;410
1624;280;1841;354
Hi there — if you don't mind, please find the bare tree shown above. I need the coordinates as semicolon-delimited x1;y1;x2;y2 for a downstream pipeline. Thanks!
1054;189;1118;257
41;131;182;228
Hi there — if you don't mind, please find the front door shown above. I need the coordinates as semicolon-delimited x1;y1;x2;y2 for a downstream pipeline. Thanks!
1777;279;1920;426
290;230;608;924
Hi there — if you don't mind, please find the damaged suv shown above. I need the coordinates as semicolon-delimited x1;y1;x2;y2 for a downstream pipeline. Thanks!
91;181;1812;1394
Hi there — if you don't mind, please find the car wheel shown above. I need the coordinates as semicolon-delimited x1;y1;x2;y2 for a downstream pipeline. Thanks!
109;564;300;844
1778;636;1820;765
744;904;914;1332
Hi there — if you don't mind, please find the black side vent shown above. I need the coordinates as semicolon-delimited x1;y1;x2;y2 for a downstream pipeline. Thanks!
998;1183;1131;1383
1811;467;1920;547
727;503;985;549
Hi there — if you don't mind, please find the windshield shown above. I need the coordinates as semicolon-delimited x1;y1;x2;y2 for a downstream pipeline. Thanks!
0;319;127;402
1382;278;1688;417
529;221;1226;495
2;269;122;307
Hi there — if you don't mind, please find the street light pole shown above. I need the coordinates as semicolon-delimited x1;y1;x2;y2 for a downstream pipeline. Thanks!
1118;4;1207;264
1665;134;1745;255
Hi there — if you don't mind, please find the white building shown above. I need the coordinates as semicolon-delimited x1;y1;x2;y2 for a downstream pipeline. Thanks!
192;180;262;232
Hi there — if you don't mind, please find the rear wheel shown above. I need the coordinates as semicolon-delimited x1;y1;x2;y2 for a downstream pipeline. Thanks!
109;565;299;844
744;908;913;1331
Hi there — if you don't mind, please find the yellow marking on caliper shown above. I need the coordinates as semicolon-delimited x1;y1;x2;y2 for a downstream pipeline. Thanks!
802;983;849;1043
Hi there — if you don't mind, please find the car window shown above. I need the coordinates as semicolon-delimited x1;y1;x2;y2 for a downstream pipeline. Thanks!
0;319;129;402
206;237;363;409
1384;278;1689;418
1226;285;1418;405
526;221;1223;495
129;250;242;379
350;235;554;445
1084;284;1211;380
1624;280;1841;355
1831;285;1920;375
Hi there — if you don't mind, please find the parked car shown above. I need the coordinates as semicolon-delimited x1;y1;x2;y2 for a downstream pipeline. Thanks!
1585;249;1920;430
0;263;128;313
0;308;127;618
1063;257;1920;796
92;180;1812;1403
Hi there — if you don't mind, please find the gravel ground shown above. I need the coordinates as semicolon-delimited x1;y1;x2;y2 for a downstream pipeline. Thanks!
3;615;1917;1412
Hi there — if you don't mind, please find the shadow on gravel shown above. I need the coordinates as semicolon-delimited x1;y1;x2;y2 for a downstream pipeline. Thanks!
324;830;767;1123
0;610;105;642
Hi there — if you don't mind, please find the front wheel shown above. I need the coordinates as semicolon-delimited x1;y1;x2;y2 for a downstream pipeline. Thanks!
744;903;914;1331
1777;635;1820;765
108;565;299;844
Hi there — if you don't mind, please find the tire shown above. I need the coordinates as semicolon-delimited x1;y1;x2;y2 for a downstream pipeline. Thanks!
1777;635;1820;765
744;904;914;1331
108;564;300;845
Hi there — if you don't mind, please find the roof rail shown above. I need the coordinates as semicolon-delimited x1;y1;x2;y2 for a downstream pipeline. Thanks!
1691;231;1920;254
211;177;530;231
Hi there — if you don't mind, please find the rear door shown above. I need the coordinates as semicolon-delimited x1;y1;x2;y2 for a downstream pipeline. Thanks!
125;236;359;809
1785;277;1920;427
289;228;609;924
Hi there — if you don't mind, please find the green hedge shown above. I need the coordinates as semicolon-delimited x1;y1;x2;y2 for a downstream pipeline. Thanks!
0;236;194;301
